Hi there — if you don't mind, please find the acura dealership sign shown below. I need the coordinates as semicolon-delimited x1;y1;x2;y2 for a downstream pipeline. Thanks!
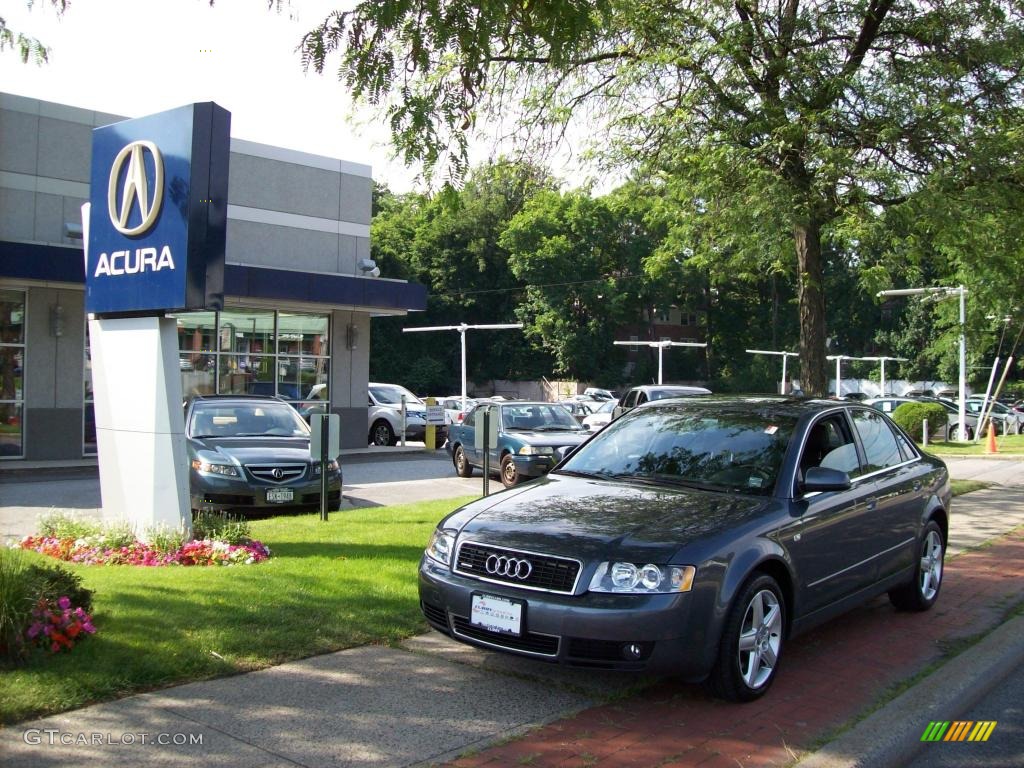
86;102;230;315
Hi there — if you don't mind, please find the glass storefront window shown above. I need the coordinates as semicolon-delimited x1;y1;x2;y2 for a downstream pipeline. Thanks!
219;309;275;354
279;313;329;357
218;354;274;396
1;289;26;458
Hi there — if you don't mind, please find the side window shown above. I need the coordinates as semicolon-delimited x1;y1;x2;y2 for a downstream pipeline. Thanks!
624;390;639;408
852;409;903;472
893;428;918;462
637;392;649;405
463;408;476;428
800;415;861;483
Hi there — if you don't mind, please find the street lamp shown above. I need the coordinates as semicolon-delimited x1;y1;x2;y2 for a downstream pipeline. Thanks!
859;356;908;396
826;355;874;398
402;323;523;412
877;286;968;441
746;349;799;395
614;340;707;384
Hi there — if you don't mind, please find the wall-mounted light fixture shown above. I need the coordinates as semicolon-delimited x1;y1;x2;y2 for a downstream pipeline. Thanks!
50;304;65;337
357;258;381;278
64;221;83;240
346;323;359;350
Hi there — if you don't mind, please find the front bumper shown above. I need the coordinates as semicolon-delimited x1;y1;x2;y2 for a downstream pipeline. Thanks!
512;454;557;478
418;555;712;677
190;469;343;512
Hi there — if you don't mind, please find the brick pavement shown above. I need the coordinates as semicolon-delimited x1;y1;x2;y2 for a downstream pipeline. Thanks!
445;528;1024;768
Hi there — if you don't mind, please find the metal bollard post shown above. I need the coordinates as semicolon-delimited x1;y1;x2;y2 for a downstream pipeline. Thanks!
400;395;407;447
922;418;928;448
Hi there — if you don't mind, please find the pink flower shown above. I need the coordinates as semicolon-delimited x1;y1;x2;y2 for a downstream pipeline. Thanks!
57;596;71;610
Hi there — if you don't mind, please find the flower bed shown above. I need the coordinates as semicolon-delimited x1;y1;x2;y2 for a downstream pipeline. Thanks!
27;596;96;654
19;536;271;567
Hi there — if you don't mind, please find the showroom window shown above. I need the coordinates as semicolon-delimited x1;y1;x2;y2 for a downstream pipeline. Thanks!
173;309;329;417
0;290;25;458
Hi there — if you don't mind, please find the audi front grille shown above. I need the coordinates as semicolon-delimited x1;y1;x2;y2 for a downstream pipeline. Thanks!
246;463;307;484
454;541;581;594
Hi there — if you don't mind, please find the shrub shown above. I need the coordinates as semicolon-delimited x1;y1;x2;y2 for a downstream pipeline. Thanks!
25;561;93;613
37;512;102;541
892;402;949;441
192;510;251;545
0;549;36;662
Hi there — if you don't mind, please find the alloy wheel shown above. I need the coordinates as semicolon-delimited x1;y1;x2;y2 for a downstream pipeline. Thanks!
919;530;943;601
737;589;782;690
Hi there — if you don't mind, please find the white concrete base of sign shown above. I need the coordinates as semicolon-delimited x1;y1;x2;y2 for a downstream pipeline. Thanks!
89;316;192;540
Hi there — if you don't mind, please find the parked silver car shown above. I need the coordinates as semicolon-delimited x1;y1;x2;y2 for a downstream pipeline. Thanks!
368;382;447;446
866;397;980;440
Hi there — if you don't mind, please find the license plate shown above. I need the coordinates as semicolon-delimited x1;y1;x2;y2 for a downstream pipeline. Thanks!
266;488;294;503
471;593;523;636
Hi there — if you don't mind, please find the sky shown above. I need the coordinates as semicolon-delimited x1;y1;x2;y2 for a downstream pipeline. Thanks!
0;0;428;192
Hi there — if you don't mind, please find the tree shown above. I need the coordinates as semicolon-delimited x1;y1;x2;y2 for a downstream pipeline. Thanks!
1;1;68;63
300;1;1024;395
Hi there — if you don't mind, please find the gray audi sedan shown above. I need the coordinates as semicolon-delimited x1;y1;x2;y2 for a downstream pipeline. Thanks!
419;397;950;701
185;395;342;514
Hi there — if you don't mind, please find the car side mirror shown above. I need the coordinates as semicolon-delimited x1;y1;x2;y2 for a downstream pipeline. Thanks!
555;445;577;462
802;466;852;493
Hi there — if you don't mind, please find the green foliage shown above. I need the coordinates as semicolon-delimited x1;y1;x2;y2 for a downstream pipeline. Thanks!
0;549;35;663
37;513;101;541
191;510;251;547
146;528;187;556
25;562;93;614
891;402;949;442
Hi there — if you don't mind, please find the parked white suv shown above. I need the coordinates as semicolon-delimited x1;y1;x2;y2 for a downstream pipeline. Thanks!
368;383;446;446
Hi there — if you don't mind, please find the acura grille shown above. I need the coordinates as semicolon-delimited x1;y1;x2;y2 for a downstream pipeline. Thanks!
246;463;306;484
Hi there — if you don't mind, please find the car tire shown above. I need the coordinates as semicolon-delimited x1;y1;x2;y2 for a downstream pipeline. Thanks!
888;520;944;612
707;573;785;703
369;419;396;447
948;424;973;441
453;445;473;477
500;454;521;488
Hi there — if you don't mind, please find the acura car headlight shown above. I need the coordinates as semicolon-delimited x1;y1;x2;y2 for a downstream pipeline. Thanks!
589;562;695;594
518;445;554;455
425;529;457;566
191;459;239;477
313;459;340;475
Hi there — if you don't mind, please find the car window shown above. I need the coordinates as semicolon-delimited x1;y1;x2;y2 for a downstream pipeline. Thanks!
637;392;649;405
370;384;422;406
624;390;639;408
190;401;309;438
800;414;861;480
851;409;904;473
501;404;581;431
560;404;796;495
463;408;477;428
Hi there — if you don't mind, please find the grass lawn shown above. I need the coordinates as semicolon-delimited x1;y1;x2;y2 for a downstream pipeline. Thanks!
0;497;474;726
920;433;1024;456
950;479;990;496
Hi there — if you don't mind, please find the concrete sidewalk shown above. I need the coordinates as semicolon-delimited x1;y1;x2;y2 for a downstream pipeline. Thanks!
1;463;1022;767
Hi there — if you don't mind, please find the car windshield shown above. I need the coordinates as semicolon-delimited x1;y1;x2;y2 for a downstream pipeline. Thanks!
190;401;311;438
557;403;795;495
501;403;584;431
371;385;423;406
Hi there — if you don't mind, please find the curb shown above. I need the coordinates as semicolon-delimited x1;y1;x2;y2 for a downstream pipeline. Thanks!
793;613;1024;768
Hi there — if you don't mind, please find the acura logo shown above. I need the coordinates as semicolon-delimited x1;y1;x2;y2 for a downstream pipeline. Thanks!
485;554;533;580
271;468;284;480
108;141;164;236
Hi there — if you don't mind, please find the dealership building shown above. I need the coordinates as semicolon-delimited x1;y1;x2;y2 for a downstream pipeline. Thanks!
0;92;426;462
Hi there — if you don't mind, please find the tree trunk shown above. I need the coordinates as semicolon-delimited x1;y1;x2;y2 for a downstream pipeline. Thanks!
794;219;827;396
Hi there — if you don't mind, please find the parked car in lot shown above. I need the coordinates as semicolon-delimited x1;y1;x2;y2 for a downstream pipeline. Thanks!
420;397;950;701
558;400;595;423
613;384;712;419
433;395;478;426
964;398;1023;435
582;399;617;431
866;396;980;440
368;382;447;446
447;401;590;487
185;395;343;515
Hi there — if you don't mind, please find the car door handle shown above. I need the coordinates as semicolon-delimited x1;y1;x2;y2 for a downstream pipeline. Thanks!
913;481;922;492
865;497;878;511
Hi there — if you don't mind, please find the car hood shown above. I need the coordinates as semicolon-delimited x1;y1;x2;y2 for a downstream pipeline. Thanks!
449;474;772;563
503;429;589;447
188;437;312;464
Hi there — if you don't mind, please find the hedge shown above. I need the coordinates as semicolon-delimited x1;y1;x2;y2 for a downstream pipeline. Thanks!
891;401;950;441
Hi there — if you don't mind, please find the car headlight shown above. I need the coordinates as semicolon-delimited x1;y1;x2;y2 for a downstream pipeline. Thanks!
518;445;554;455
313;459;340;475
191;459;239;477
588;562;695;594
425;529;457;566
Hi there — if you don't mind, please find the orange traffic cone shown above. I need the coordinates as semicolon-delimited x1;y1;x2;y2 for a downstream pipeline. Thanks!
985;422;998;454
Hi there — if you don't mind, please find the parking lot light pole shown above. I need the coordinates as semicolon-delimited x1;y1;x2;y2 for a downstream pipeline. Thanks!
860;356;908;396
614;340;708;385
403;323;524;412
877;286;968;440
746;349;799;394
826;354;875;398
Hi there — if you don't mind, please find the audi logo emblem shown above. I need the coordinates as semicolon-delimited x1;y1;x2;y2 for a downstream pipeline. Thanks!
271;468;284;480
485;554;533;580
